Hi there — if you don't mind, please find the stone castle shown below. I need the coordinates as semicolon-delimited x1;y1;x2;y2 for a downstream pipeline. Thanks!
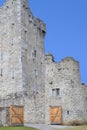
0;0;87;126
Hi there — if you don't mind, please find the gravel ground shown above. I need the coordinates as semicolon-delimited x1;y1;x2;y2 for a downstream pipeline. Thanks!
24;124;67;130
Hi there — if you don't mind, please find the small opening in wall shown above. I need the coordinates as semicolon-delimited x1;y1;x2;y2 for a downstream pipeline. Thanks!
23;5;25;7
67;111;69;115
32;50;37;59
58;68;61;71
11;39;14;46
34;69;38;77
12;23;14;26
34;23;37;26
0;68;3;77
11;43;14;46
0;52;3;60
25;7;28;9
56;88;60;96
42;30;46;37
81;83;85;85
11;71;15;79
6;6;9;8
49;81;53;85
24;30;27;33
52;88;60;97
71;79;74;84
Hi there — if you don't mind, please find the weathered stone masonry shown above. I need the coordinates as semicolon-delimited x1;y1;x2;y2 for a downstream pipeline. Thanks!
45;54;87;125
0;0;87;126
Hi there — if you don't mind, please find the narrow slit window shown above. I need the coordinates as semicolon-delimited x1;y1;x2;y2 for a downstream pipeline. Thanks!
34;69;38;77
32;50;37;59
0;52;3;60
11;39;14;46
1;53;3;60
0;68;3;76
11;71;15;79
67;111;70;115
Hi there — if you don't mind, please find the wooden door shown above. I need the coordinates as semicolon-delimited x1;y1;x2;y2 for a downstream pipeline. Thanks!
9;105;24;126
50;106;62;124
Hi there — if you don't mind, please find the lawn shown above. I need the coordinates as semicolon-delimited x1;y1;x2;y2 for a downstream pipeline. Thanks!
0;126;39;130
54;125;87;130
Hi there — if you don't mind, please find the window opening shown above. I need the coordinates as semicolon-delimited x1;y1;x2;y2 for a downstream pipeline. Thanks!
34;69;38;77
0;52;3;60
56;88;60;96
6;6;9;8
52;89;55;97
67;111;69;115
25;30;27;33
52;88;60;97
11;71;15;79
12;23;14;26
0;68;3;76
11;39;14;46
49;81;53;84
32;50;37;59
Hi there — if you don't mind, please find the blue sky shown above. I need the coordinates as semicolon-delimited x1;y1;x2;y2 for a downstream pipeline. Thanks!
0;0;87;84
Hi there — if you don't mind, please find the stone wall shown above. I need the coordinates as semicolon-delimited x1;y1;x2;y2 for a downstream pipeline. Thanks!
45;54;87;125
0;107;9;126
0;0;46;124
20;0;46;123
0;0;23;98
0;0;87;126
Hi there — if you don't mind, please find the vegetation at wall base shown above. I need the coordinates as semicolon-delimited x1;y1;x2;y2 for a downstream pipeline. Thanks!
0;126;38;130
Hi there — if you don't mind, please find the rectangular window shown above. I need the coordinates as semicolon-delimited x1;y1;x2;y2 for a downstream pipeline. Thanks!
52;89;56;97
52;88;60;97
56;88;60;96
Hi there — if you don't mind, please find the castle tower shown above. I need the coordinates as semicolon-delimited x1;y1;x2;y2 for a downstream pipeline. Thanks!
0;0;46;124
45;56;85;125
0;0;24;97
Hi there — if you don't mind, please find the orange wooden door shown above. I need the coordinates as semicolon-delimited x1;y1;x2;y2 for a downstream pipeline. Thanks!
50;107;62;124
9;105;24;126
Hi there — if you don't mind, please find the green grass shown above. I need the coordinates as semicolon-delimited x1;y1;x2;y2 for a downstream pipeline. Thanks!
0;126;39;130
54;125;87;130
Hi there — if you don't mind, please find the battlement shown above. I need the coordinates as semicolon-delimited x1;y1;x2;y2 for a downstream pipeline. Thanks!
45;54;79;64
34;18;46;33
61;57;79;63
45;53;54;63
0;0;87;126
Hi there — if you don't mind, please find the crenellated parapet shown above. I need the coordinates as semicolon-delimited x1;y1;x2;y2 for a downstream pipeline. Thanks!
45;53;54;63
35;18;46;34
